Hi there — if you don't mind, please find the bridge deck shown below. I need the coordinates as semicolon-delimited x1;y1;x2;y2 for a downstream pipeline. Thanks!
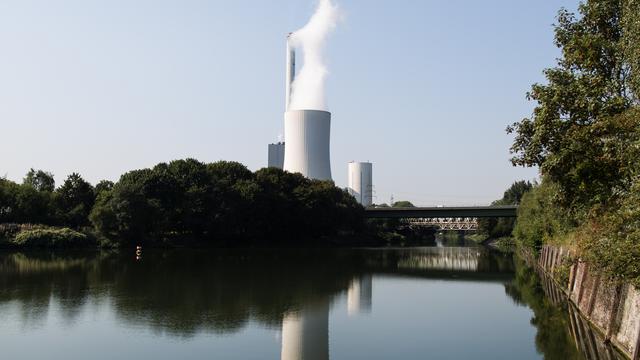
364;205;518;218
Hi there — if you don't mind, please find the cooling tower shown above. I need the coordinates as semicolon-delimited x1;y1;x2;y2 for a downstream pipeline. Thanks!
283;110;332;180
283;35;332;181
348;162;373;206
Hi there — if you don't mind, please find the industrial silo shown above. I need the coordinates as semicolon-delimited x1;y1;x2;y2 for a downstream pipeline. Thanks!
348;162;373;206
268;142;285;169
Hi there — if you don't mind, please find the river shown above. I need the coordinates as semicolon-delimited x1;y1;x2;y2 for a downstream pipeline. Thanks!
0;244;624;359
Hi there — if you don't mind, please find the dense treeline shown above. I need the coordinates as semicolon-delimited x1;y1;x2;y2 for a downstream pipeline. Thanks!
0;169;97;227
1;160;366;247
508;0;640;284
477;181;532;239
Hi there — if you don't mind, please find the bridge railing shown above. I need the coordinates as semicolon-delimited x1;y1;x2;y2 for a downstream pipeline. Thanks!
403;217;479;231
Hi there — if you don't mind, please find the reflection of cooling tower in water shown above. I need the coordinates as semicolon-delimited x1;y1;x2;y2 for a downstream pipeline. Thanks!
281;300;329;360
347;275;372;315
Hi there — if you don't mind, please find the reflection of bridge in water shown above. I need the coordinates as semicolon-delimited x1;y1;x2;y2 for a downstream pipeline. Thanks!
396;247;481;271
367;247;515;283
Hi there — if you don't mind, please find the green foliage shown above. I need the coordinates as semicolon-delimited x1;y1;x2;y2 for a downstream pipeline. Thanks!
56;173;95;228
513;181;576;252
23;168;55;192
478;180;533;238
94;180;114;196
1;171;99;227
89;159;365;246
553;258;573;289
0;178;56;224
578;177;640;287
392;201;414;208
506;0;640;288
11;228;92;248
507;0;637;209
623;0;640;99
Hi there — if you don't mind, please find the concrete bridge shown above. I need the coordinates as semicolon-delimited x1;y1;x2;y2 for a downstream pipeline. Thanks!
364;205;518;219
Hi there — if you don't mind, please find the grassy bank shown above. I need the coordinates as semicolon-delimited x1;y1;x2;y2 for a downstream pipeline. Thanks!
0;224;95;249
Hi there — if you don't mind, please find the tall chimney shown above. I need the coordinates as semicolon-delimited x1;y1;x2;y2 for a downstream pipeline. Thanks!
285;33;296;111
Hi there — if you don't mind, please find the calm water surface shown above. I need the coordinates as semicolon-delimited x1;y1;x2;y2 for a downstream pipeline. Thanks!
0;244;622;359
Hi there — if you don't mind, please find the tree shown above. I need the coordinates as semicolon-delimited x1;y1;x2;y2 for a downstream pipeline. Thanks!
94;180;114;196
0;178;21;222
623;0;640;100
507;0;637;209
500;180;534;205
89;160;366;246
56;173;95;228
478;181;534;238
392;201;414;208
23;169;55;192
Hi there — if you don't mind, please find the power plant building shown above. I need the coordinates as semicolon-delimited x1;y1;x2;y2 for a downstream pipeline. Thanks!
348;162;373;206
268;142;285;169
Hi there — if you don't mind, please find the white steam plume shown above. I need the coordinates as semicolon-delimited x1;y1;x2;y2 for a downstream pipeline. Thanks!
289;0;340;111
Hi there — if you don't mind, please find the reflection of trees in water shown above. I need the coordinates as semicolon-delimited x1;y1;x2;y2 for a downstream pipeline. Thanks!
504;257;625;360
0;250;360;337
0;248;515;338
5;249;628;359
108;250;359;337
0;252;102;327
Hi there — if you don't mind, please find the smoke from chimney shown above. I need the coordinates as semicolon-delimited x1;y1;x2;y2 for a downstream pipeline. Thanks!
288;0;340;111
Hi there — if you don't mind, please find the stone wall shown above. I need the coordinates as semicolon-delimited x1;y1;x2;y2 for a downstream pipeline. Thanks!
539;245;640;359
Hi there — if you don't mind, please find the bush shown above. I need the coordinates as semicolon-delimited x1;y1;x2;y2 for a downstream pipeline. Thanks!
12;228;93;248
513;181;577;252
0;224;46;247
577;179;640;287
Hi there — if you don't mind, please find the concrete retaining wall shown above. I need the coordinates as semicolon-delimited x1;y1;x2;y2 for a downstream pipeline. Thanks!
539;245;640;359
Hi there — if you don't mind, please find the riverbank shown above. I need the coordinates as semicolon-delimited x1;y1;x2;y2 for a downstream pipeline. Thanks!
524;245;640;359
0;221;439;250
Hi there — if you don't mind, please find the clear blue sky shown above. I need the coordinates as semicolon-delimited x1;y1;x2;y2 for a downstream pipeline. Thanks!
0;0;578;206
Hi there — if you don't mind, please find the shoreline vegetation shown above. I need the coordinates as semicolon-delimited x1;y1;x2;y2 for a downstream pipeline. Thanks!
505;1;640;287
453;0;640;289
1;161;434;249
